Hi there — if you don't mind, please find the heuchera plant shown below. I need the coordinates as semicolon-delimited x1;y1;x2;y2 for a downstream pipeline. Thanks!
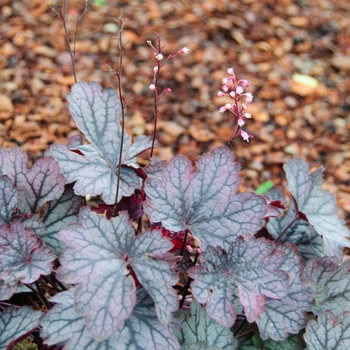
1;29;350;350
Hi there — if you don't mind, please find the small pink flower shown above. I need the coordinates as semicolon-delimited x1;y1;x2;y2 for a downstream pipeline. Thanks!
155;53;163;60
229;91;235;98
149;84;156;91
245;93;253;103
153;66;158;72
219;106;227;113
225;103;232;110
241;103;247;110
227;67;234;75
165;88;171;92
240;130;253;142
238;117;245;126
217;91;225;97
236;86;244;95
222;77;228;84
180;47;190;54
244;112;252;119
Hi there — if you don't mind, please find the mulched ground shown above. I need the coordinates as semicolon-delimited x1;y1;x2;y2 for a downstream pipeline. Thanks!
0;0;349;228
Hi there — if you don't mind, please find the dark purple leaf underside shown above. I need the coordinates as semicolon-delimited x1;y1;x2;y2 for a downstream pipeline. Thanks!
0;306;42;350
57;208;178;341
188;237;289;327
144;146;267;250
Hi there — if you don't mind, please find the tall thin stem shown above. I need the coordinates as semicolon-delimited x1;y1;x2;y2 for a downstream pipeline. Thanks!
114;16;126;215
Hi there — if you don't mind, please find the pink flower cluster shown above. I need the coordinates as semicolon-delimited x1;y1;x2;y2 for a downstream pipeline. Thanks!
218;68;254;143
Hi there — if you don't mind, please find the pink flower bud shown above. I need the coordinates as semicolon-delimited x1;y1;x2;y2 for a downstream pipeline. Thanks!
222;85;229;92
227;67;234;75
149;84;156;91
240;79;250;87
241;103;247;110
146;40;152;45
155;53;163;60
225;103;232;110
153;66;158;72
229;91;235;98
180;47;190;54
244;112;252;119
165;88;171;92
240;130;253;142
219;106;227;113
186;245;192;253
217;91;225;97
196;248;202;254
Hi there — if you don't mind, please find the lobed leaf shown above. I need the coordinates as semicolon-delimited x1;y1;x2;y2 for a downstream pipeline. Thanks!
177;301;237;349
0;146;65;214
0;175;19;225
0;306;42;350
45;82;152;204
304;257;350;317
284;158;350;252
188;237;289;326
0;221;55;300
40;288;180;350
46;144;141;204
144;146;267;250
42;188;83;254
57;208;178;340
266;188;324;261
304;310;350;349
256;243;315;341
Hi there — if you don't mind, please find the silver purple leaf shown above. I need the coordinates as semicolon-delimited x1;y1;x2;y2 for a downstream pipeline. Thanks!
256;243;315;341
144;146;267;250
0;306;42;350
304;257;350;317
177;301;237;349
57;208;178;341
0;146;65;214
40;288;180;350
304;310;350;350
0;221;56;300
284;158;350;252
188;237;289;327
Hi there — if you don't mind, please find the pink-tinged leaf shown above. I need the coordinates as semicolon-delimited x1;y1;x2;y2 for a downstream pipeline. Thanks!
304;257;350;317
144;146;267;250
188;237;289;327
256;243;315;341
0;175;19;225
0;147;65;214
177;301;238;349
117;194;144;221
41;288;180;350
304;310;350;349
57;208;179;341
284;158;350;251
267;188;324;261
42;188;83;254
0;221;55;300
0;306;42;350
